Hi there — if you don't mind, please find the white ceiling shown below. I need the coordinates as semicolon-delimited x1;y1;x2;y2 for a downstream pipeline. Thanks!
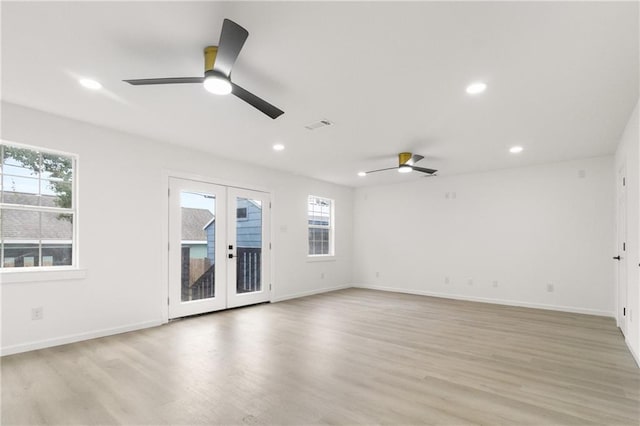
2;1;638;187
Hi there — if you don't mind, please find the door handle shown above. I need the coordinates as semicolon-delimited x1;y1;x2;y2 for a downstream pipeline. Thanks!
228;254;235;259
613;256;621;260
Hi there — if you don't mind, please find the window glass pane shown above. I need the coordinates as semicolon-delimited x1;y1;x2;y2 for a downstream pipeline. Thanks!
3;244;39;267
41;152;73;181
41;211;73;240
1;209;40;268
308;227;329;255
180;191;216;301
1;208;39;240
2;146;41;178
1;210;74;268
308;196;330;226
42;244;72;266
236;197;262;294
41;179;72;208
2;175;40;205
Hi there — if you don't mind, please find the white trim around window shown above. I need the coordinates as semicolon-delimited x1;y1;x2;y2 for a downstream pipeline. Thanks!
307;195;335;258
0;140;80;275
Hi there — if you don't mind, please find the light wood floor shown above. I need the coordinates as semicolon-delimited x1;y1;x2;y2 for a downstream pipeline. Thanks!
2;288;639;425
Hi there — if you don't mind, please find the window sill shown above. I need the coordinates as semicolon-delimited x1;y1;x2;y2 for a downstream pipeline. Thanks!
306;256;336;263
1;268;87;284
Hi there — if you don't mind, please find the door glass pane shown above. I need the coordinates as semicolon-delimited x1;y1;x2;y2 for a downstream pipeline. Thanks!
235;197;262;294
180;191;216;302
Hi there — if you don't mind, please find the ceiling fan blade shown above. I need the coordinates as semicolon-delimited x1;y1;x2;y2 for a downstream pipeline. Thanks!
364;167;398;174
123;77;204;85
407;154;424;166
411;166;438;175
213;19;249;78
231;83;284;119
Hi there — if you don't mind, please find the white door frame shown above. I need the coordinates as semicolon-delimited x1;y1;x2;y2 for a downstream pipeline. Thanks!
162;171;272;321
616;164;628;334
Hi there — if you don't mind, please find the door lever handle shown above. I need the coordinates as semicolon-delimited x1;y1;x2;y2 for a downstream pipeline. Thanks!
613;256;621;260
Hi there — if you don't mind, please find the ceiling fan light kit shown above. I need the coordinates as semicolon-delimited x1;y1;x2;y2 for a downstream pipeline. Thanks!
203;70;232;95
123;19;284;119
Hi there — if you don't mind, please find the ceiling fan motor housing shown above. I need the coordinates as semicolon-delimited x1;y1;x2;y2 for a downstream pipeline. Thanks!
204;46;219;72
399;152;412;166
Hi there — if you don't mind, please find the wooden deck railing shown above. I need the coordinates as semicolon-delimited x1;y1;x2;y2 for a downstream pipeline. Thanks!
181;246;262;301
236;247;261;293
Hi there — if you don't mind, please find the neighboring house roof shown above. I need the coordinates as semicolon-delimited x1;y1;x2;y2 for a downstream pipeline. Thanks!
1;192;72;239
2;208;72;240
2;191;62;208
181;208;213;241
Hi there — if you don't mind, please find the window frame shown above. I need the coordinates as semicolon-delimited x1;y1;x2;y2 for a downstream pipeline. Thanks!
236;206;248;220
307;195;335;258
0;140;79;273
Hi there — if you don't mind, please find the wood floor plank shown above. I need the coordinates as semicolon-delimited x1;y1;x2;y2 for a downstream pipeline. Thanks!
2;288;639;425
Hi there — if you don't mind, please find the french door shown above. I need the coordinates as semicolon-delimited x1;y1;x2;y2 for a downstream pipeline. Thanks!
168;177;270;319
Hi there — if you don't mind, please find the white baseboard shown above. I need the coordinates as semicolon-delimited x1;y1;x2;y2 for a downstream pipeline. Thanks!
626;339;640;367
272;284;351;303
351;283;615;318
1;320;163;356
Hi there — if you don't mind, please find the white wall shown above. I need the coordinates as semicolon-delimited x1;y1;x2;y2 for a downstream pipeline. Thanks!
353;156;615;316
615;100;640;364
1;100;632;361
0;102;353;355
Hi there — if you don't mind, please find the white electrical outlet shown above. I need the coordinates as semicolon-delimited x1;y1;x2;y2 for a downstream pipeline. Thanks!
547;283;554;292
375;271;380;278
467;279;473;286
320;272;325;279
31;307;44;321
492;280;498;288
444;276;450;284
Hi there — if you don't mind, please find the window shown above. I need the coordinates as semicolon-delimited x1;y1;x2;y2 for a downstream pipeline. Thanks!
308;195;333;256
0;143;77;269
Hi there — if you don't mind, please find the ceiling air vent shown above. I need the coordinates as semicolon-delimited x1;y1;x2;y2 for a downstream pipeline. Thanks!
305;119;333;130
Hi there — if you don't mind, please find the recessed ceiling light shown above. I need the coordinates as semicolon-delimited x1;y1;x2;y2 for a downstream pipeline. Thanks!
357;171;367;177
509;146;523;154
273;144;285;151
466;82;487;95
79;78;102;90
